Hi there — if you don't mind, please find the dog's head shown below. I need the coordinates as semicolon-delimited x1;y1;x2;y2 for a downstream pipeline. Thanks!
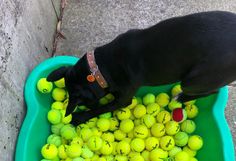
47;55;107;116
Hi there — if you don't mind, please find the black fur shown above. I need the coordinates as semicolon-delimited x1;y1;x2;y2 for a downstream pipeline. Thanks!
47;11;236;125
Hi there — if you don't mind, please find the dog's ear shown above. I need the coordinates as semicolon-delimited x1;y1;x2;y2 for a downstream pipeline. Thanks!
65;98;83;116
47;66;68;82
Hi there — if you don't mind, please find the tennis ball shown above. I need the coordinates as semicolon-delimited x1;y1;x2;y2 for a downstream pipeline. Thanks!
109;118;119;131
105;155;115;161
120;119;134;133
96;157;106;161
188;135;203;150
165;121;180;135
60;124;77;140
51;101;64;110
47;109;62;124
79;128;93;142
155;93;170;107
168;100;182;111
126;97;138;109
174;132;189;147
134;125;149;139
134;119;142;126
168;146;182;157
86;117;98;128
112;142;118;155
149;148;168;160
52;88;67;101
116;108;131;120
47;134;62;147
114;129;127;141
143;93;156;105
116;140;131;155
130;154;145;161
189;157;198;161
101;132;115;142
156;110;171;124
141;150;150;161
171;108;187;123
151;123;165;137
72;157;84;161
128;152;140;158
123;137;132;143
99;97;109;105
131;138;145;152
96;118;110;132
180;120;196;134
141;114;156;128
41;144;58;159
174;151;189;161
58;145;67;159
146;103;161;116
87;136;103;151
136;97;143;104
51;123;64;135
184;100;196;106
114;155;128;161
99;112;112;119
160;136;175;151
54;78;65;88
90;127;102;137
65;158;73;161
145;137;159;151
185;104;199;119
37;78;53;93
171;84;182;97
66;143;82;158
133;104;147;118
128;130;134;138
100;140;113;155
183;146;197;157
61;110;72;124
71;137;84;146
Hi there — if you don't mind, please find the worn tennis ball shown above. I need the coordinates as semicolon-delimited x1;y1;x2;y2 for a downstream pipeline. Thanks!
41;144;58;159
86;117;98;128
168;100;182;111
141;150;150;161
133;104;147;118
58;145;68;159
61;109;72;124
174;132;189;147
185;104;199;119
52;88;67;101
71;137;83;146
51;123;64;135
114;129;127;141
119;119;134;133
126;97;138;109
109;118;119;131
114;155;128;161
47;134;62;147
87;136;103;151
37;78;53;93
160;136;175;151
171;84;182;97
165;121;180;135
156;110;171;124
188;135;203;151
60;124;76;140
130;154;145;161
171;108;187;123
99;112;112;119
47;109;62;124
79;128;93;142
174;151;190;161
149;148;168;161
146;103;161;116
155;93;170;107
184;100;196;106
116;108;131;120
100;140;113;155
51;101;64;110
168;146;182;157
101;132;115;142
96;118;110;132
90;127;102;137
131;138;145;152
151;123;165;137
141;114;156;128
133;125;149;139
181;120;196;134
145;137;159;151
66;143;82;158
183;146;197;157
116;140;131;155
143;93;156;105
54;78;65;88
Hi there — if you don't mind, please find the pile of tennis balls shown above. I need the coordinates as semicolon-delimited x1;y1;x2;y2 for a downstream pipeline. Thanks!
37;78;203;161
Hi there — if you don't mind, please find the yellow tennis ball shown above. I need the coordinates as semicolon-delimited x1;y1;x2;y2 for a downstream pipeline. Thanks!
133;104;147;118
116;140;131;155
185;104;199;119
87;136;103;151
79;128;93;142
133;125;149;139
51;101;64;110
51;123;64;135
171;84;182;97
96;157;106;161
128;130;134;138
168;100;182;111
150;123;165;137
100;140;113;155
114;129;127;141
120;119;134;133
155;93;170;107
58;144;68;159
61;110;72;124
99;112;112;119
128;151;140;158
114;155;128;161
180;120;196;134
146;103;161;116
109;118;119;131
47;134;62;147
143;93;156;105
66;143;82;158
189;157;198;161
165;121;180;135
112;142;118;155
175;151;190;161
86;117;98;128
54;78;65;88
41;144;58;159
126;97;138;109
116;108;131;120
101;132;115;142
156;110;171;124
174;132;189;147
145;137;159;151
71;137;84;146
96;118;110;132
184;99;196;106
52;88;67;101
81;145;94;159
130;154;145;161
188;135;203;151
131;138;145;152
47;109;62;124
141;150;150;161
123;137;132;143
168;146;182;157
149;148;168;161
90;127;102;137
73;157;85;161
60;125;77;140
141;114;156;128
183;146;197;157
160;136;175;151
37;78;53;93
105;155;115;161
134;118;142;126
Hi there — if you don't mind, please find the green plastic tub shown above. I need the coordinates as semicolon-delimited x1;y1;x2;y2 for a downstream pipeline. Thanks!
15;56;235;161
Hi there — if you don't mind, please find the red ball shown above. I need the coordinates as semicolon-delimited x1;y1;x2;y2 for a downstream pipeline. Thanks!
172;108;187;123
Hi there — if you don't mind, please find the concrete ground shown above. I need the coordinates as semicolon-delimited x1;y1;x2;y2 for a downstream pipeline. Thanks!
55;0;236;157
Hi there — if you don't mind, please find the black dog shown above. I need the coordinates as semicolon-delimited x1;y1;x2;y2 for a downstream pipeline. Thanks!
47;11;236;125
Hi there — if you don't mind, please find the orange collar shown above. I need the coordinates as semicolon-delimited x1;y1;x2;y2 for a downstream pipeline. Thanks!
86;51;108;88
